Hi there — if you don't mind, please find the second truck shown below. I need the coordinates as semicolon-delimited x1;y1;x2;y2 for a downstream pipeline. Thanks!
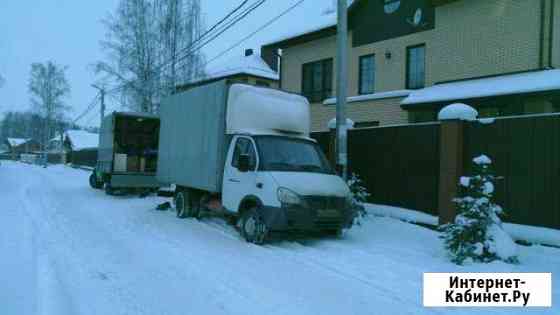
157;80;355;244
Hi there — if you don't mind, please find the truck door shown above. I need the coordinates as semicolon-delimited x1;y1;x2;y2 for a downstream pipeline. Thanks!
223;136;258;213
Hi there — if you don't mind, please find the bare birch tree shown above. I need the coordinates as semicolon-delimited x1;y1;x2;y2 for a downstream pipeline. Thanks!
96;0;205;113
28;61;71;150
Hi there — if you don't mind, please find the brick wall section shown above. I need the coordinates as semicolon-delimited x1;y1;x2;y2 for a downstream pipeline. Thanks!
310;97;409;132
280;0;544;130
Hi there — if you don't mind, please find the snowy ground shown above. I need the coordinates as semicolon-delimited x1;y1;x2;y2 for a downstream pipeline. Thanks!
1;161;558;315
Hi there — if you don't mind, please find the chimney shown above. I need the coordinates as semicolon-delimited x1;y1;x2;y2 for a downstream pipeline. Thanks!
245;49;254;57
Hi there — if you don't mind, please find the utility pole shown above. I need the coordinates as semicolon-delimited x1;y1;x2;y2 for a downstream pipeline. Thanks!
92;84;106;126
336;0;348;180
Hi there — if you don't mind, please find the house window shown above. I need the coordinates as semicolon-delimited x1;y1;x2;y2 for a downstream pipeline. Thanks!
302;58;333;102
406;44;426;90
359;54;375;95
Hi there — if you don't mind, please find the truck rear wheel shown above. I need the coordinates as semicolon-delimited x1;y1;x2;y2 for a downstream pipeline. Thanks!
175;189;200;219
240;208;268;245
175;190;188;218
89;172;103;189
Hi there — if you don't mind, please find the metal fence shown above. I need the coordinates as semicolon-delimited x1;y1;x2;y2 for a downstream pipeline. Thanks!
313;114;560;229
464;114;560;229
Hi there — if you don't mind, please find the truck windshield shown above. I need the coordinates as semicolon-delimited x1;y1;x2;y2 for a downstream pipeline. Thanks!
255;136;334;174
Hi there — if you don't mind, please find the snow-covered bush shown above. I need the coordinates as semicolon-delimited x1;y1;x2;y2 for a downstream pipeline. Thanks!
440;155;518;265
347;173;371;225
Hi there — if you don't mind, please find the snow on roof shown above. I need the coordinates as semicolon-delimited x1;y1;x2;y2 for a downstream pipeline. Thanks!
402;69;560;105
323;90;411;105
6;138;29;147
263;0;355;46
205;53;279;82
65;130;99;151
438;103;478;121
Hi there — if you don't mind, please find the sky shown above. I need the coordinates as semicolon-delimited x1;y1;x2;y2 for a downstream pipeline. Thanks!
0;0;333;127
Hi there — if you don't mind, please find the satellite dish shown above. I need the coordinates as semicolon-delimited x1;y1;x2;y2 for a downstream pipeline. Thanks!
413;8;423;26
384;0;401;14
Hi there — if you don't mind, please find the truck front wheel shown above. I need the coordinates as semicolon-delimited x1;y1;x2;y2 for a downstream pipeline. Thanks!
240;208;268;245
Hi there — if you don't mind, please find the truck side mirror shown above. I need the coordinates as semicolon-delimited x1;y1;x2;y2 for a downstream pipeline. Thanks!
238;154;250;172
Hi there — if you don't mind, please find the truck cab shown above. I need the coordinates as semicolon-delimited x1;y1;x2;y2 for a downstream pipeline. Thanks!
222;134;353;242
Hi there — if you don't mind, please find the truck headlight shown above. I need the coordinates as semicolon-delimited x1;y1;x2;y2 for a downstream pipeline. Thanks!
277;187;302;206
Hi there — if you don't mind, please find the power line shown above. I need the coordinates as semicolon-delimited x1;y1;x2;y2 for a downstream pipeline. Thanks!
155;0;251;74
173;0;266;68
182;0;305;81
72;93;100;124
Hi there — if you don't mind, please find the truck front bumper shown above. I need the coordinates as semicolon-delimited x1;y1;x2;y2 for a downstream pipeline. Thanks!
260;204;355;233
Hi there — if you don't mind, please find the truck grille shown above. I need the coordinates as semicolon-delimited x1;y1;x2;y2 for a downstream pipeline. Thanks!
304;196;346;210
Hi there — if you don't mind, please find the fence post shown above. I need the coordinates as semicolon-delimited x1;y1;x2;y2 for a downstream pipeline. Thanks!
438;119;465;225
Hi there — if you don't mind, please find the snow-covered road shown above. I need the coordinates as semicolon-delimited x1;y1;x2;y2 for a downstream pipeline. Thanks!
1;161;558;315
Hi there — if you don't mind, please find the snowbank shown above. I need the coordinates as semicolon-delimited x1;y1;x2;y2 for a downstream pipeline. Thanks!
365;203;560;247
438;103;478;121
486;224;519;260
364;203;438;226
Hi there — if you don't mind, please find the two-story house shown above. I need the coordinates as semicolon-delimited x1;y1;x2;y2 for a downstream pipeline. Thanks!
262;0;560;132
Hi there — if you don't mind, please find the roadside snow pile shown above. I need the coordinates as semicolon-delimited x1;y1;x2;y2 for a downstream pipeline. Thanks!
365;203;438;226
486;224;519;260
504;223;560;247
366;203;560;247
438;103;478;121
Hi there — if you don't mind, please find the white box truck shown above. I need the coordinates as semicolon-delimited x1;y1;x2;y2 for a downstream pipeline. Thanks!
157;80;355;244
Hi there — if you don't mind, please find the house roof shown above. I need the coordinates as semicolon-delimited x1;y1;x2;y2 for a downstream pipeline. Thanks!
207;53;279;81
6;138;30;147
262;0;459;48
402;69;560;106
178;53;279;89
263;0;356;47
56;130;99;151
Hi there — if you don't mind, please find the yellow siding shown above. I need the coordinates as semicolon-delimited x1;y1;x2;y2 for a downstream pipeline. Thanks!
280;0;545;131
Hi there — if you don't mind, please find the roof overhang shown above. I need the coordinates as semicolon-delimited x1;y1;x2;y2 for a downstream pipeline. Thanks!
401;69;560;107
263;0;455;49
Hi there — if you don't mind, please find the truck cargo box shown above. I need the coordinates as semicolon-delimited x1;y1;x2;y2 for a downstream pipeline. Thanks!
96;111;160;189
157;80;310;193
157;80;229;192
